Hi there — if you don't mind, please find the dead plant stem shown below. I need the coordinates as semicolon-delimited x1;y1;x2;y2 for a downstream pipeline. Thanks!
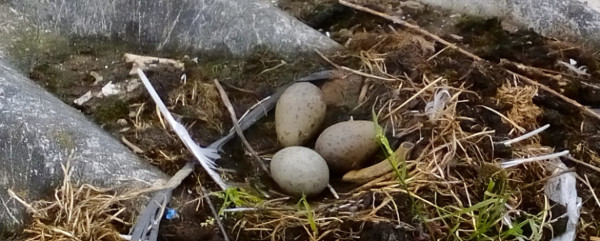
202;186;230;241
338;0;482;62
507;70;600;121
213;79;270;173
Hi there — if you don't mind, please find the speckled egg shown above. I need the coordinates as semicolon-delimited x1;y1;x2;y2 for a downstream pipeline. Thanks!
270;146;330;196
315;120;379;172
275;82;326;147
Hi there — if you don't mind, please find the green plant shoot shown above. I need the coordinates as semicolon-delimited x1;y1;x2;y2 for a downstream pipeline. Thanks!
372;110;407;186
297;194;318;238
213;187;263;216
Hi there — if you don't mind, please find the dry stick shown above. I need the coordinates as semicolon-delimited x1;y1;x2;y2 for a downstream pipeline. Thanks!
582;174;600;208
338;0;482;62
340;0;600;123
201;186;231;241
506;70;600;121
315;50;398;82
479;105;526;133
213;79;270;173
499;59;566;83
565;155;600;174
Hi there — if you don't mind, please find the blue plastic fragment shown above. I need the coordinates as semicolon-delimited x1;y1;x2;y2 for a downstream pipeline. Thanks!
165;208;177;220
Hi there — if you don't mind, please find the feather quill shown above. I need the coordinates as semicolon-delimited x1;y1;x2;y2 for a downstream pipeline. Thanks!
136;68;227;190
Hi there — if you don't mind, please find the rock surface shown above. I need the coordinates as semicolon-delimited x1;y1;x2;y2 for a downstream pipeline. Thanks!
0;59;168;238
416;0;600;48
9;0;340;58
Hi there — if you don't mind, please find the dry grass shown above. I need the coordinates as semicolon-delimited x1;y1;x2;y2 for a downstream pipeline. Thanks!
496;81;542;132
11;155;136;241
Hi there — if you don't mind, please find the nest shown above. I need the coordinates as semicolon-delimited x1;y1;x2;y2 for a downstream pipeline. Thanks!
15;1;600;240
228;29;562;240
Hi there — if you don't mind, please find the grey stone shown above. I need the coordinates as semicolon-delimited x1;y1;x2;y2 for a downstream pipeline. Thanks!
416;0;600;47
0;58;169;238
9;0;341;58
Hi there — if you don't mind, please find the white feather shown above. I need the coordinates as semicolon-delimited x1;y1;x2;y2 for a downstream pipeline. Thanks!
137;68;227;190
501;150;569;169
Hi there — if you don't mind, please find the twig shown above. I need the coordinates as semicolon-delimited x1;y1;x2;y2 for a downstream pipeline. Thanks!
7;189;35;213
501;124;550;146
315;50;397;82
0;196;19;225
583;174;600;208
314;49;341;69
124;162;195;198
327;184;340;199
124;53;184;75
506;70;600;121
219;81;255;94
257;60;287;77
427;46;449;62
121;136;144;153
339;0;482;62
201;186;230;241
565;155;600;174
238;96;271;125
213;79;269;173
499;59;567;84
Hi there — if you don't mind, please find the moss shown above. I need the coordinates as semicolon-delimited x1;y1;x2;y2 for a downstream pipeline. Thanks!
92;96;129;124
477;162;509;195
8;30;71;72
53;130;76;152
29;63;79;100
